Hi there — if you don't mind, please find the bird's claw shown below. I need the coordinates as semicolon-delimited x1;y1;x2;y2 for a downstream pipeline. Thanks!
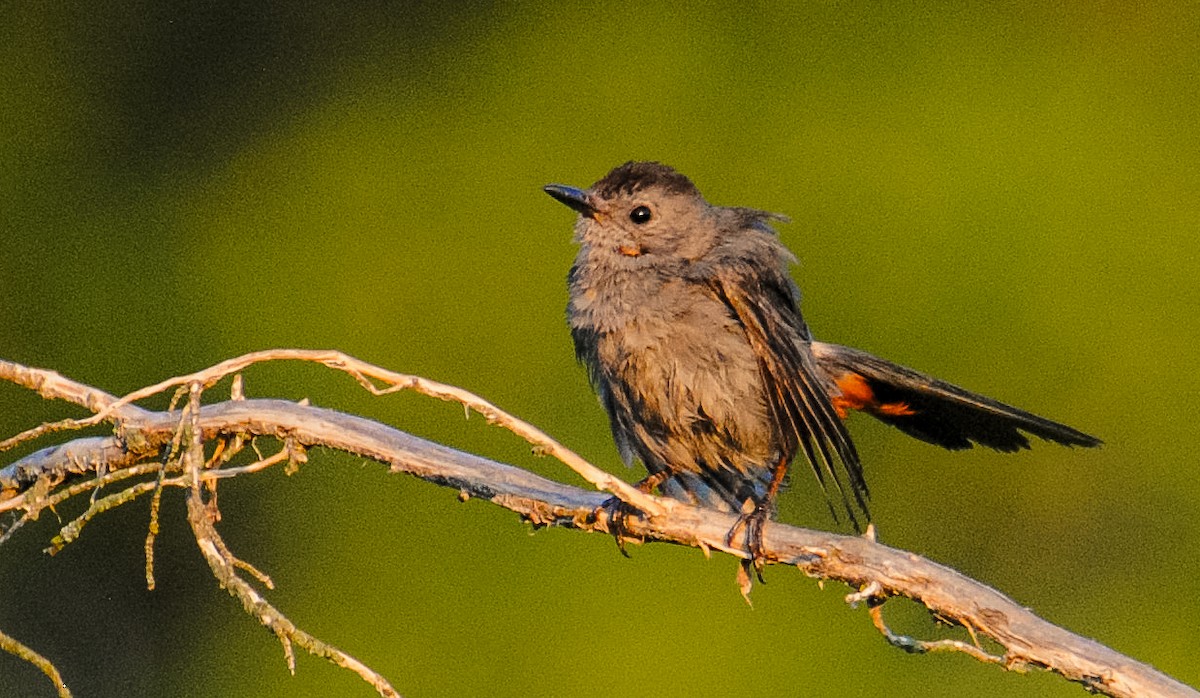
726;504;771;583
591;496;640;557
591;472;670;557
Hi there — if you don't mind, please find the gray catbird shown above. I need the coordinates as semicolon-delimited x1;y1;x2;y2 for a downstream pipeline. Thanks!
545;161;1100;550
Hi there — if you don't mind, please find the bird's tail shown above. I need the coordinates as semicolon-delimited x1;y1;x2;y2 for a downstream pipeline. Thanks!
810;342;1102;452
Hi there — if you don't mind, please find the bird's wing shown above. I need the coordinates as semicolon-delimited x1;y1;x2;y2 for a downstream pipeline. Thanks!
705;258;871;528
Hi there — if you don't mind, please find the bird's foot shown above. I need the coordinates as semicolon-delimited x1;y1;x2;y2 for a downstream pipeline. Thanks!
590;472;668;557
591;495;640;557
726;502;771;584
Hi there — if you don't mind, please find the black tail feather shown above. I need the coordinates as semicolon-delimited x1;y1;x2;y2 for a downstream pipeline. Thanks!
811;342;1102;452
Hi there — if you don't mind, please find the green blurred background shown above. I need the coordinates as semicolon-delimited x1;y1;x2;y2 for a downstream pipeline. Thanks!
2;3;1197;696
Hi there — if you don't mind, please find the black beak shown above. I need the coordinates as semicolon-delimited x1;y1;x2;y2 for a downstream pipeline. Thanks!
543;184;597;218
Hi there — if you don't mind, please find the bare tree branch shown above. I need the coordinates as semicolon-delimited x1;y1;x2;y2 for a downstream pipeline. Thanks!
0;629;71;698
0;353;1194;698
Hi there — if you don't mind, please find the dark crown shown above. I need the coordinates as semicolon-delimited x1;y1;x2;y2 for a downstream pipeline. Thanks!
592;161;701;199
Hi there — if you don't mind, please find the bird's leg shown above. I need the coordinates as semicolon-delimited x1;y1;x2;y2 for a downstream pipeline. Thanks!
594;471;670;557
726;456;790;581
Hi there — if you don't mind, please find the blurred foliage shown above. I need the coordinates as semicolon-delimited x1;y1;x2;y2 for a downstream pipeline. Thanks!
1;2;1198;696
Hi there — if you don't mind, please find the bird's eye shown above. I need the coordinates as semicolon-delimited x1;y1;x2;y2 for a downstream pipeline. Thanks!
629;205;652;224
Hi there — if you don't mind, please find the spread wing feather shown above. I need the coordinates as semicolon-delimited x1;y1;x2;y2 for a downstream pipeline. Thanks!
709;262;871;528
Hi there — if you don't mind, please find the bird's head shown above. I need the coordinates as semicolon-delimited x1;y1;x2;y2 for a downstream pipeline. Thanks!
544;161;723;262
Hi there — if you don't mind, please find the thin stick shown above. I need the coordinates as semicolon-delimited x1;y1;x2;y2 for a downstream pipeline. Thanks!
0;352;663;515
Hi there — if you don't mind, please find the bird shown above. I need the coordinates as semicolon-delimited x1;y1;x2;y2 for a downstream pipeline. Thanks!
544;161;1100;555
